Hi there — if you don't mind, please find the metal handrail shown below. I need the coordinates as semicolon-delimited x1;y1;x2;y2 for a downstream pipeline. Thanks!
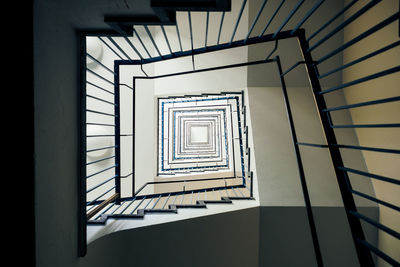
134;176;241;197
276;56;324;267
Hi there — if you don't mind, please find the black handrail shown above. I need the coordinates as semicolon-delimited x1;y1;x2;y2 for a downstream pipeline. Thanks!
297;29;376;266
87;184;253;225
134;175;240;197
276;56;324;267
114;58;121;205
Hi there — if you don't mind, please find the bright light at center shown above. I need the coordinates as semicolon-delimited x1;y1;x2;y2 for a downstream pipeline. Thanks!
190;126;209;144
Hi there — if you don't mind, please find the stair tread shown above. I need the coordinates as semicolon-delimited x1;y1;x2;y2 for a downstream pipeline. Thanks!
87;195;254;225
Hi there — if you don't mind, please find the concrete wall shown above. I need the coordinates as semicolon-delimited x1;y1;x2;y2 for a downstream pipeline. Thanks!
82;208;260;267
247;84;376;207
34;1;82;265
259;206;378;267
342;0;400;265
247;84;379;266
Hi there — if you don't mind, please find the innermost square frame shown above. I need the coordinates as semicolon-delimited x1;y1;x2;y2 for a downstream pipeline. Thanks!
186;121;213;147
188;124;210;144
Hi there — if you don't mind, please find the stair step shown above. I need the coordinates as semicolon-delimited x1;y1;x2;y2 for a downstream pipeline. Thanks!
141;208;178;214
228;197;255;200
88;213;143;225
87;192;255;225
201;197;232;204
170;204;207;209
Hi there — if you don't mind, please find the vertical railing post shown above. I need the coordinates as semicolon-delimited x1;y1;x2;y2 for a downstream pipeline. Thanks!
247;147;251;178
78;32;87;258
188;11;195;71
235;96;246;184
276;56;324;267
132;77;136;197
250;171;253;198
296;29;375;266
114;61;121;205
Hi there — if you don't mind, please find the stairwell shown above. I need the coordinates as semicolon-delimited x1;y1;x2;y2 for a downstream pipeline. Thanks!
86;89;259;242
33;0;399;266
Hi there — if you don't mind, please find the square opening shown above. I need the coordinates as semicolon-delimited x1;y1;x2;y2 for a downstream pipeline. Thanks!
189;125;209;144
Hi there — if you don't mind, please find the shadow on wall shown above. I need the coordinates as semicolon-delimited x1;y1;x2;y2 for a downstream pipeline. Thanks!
82;208;260;267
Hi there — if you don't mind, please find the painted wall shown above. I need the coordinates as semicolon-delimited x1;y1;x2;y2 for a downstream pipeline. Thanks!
34;1;84;265
82;208;260;267
247;85;379;266
342;0;400;265
246;85;376;206
258;206;378;267
132;78;156;194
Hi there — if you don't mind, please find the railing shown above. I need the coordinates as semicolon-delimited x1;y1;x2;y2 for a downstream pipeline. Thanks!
80;0;399;264
274;2;399;266
276;56;324;267
87;182;254;225
85;89;255;224
83;38;121;215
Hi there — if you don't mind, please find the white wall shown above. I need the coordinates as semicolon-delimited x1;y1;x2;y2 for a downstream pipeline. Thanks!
131;78;156;195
